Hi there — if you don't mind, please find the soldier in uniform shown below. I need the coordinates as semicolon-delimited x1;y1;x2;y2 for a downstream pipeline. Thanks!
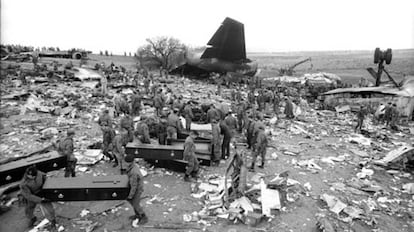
120;113;134;143
183;101;194;131
167;108;182;141
19;166;56;229
98;109;112;128
101;123;115;161
112;129;128;173
156;117;168;145
354;105;367;133
130;91;142;116
183;131;200;181
224;110;237;136
153;89;164;116
124;155;148;224
220;119;232;160
206;104;220;123
211;118;221;166
236;101;246;133
246;114;256;150
135;117;151;144
56;129;76;178
249;124;268;171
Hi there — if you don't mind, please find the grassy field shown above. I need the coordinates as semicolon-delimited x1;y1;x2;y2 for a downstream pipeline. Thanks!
250;49;414;84
19;49;414;85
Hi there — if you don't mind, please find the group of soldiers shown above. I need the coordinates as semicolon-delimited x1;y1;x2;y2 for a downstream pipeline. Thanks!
17;71;303;230
355;102;400;133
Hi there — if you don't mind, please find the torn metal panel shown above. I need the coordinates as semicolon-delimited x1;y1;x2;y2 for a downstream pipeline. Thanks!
323;76;414;118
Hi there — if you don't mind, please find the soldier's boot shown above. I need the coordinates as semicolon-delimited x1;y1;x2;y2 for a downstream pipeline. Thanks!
47;219;57;231
138;213;148;224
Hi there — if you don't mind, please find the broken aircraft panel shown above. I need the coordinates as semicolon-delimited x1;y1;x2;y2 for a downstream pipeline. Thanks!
322;76;414;118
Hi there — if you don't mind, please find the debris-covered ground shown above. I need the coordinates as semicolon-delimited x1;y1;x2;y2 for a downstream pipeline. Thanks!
1;58;414;232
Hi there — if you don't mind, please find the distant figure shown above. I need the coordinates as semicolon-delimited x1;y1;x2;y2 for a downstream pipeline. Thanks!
101;73;108;95
390;103;399;131
355;106;367;133
284;97;294;119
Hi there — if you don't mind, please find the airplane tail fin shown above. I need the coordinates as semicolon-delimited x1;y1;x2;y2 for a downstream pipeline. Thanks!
201;17;247;62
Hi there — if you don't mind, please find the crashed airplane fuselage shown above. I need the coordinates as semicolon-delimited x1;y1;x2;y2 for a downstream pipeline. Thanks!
170;17;257;78
323;76;414;119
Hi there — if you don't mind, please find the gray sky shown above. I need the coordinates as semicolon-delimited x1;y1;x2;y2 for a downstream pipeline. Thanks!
1;0;413;54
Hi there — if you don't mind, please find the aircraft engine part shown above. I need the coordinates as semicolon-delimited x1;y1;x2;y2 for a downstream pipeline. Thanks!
373;47;392;65
72;52;82;60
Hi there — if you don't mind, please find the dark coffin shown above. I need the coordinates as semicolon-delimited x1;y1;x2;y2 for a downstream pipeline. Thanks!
40;175;130;201
125;143;184;160
0;151;67;186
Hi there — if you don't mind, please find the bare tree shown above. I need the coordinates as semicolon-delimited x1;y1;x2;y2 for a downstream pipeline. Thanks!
137;36;186;70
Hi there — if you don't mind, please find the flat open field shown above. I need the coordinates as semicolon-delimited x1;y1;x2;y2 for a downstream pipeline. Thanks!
85;49;414;85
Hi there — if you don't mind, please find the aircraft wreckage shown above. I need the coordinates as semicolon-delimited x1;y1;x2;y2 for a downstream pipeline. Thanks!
323;48;414;119
170;17;258;79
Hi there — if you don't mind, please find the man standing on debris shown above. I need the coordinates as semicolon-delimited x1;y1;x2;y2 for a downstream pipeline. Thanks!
101;72;108;96
206;104;220;123
390;103;399;130
224;110;237;136
120;113;134;143
284;97;294;119
354;105;367;133
102;122;116;161
153;89;164;116
236;101;246;133
112;129;128;173
167;108;182;141
124;155;148;224
19;166;56;229
183;101;194;131
135;117;151;144
156;117;168;145
246;114;256;150
131;91;142;116
211;118;221;166
249;124;267;171
273;92;280;115
384;102;393;126
220;119;232;160
183;131;200;181
56;129;77;178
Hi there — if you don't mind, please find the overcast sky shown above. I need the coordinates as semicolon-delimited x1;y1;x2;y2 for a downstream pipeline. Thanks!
1;0;413;54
